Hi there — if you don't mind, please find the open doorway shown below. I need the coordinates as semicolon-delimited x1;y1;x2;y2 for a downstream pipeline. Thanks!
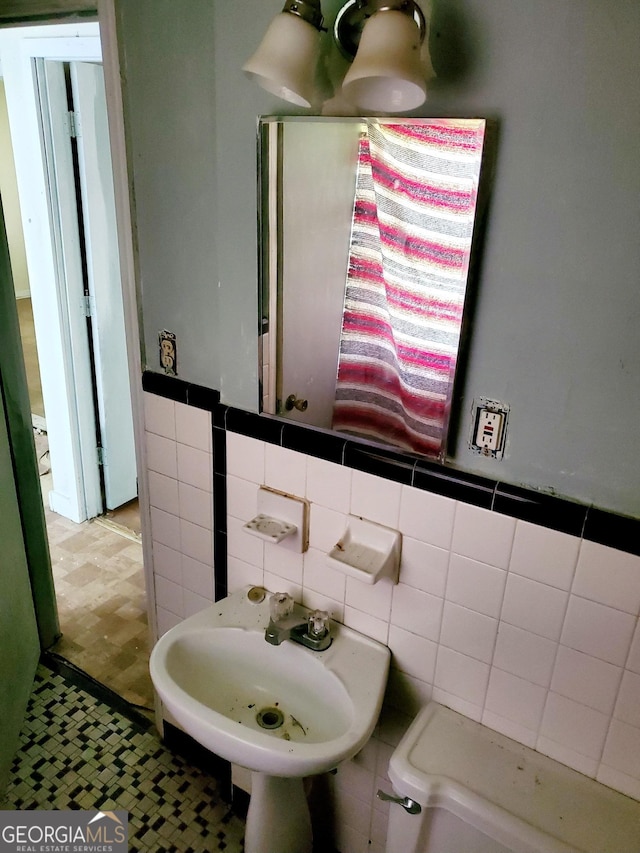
15;297;151;712
0;22;153;714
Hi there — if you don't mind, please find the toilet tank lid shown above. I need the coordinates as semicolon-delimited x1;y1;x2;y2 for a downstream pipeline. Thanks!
388;702;640;853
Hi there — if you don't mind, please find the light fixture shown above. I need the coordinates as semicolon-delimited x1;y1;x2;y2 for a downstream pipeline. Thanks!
242;0;324;109
336;0;427;112
244;0;430;114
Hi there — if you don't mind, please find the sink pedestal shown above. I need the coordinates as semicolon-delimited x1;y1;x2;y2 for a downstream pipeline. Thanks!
244;773;312;853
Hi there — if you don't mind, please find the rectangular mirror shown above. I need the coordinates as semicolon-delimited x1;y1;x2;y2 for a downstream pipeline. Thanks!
259;116;486;460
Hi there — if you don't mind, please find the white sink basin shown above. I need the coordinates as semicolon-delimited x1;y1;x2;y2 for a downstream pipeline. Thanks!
149;586;390;778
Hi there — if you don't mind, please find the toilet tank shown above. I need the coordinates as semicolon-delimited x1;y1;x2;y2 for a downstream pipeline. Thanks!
385;702;640;853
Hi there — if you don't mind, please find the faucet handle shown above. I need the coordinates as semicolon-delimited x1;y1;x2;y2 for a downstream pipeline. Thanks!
270;591;294;622
308;609;330;638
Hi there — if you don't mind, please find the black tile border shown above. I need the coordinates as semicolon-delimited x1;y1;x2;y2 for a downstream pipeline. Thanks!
493;483;587;538
142;372;220;410
226;405;284;443
584;507;640;554
162;721;232;800
212;426;228;603
414;460;496;510
282;420;347;465
344;441;417;486
142;371;640;558
231;785;250;820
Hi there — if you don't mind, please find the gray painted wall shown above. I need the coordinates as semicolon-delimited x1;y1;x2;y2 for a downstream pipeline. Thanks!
117;0;640;517
116;0;221;380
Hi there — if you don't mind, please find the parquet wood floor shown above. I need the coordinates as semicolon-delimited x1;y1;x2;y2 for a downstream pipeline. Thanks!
47;505;154;714
18;297;153;714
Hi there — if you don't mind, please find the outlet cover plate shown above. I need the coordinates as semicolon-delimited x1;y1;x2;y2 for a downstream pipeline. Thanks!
159;329;177;375
470;398;509;459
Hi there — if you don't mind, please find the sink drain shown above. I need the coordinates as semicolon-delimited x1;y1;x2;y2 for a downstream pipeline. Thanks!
256;706;285;730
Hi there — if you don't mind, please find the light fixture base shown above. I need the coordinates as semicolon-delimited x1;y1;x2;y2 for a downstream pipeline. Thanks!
334;0;426;60
283;0;324;31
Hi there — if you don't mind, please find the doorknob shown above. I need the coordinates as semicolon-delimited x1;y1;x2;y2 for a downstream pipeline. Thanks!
285;394;308;412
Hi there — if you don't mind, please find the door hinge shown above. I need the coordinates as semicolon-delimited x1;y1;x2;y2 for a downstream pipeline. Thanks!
97;446;104;466
67;109;79;138
83;294;95;318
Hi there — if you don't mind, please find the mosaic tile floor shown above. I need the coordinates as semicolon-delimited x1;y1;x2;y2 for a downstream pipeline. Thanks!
1;663;245;853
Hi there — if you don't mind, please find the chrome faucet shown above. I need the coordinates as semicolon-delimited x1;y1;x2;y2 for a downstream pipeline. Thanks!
265;592;332;651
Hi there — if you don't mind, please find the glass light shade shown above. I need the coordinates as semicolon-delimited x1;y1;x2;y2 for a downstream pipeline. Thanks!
341;10;427;112
242;13;321;108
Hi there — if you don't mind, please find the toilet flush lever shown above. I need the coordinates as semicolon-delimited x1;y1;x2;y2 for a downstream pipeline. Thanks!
376;790;422;814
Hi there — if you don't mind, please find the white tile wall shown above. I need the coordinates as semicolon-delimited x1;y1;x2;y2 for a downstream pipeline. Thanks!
144;393;214;636
223;434;640;851
500;573;568;641
143;413;640;853
440;601;497;664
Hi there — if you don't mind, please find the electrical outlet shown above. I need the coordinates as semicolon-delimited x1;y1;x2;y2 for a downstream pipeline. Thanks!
476;409;504;450
159;330;177;375
470;399;509;458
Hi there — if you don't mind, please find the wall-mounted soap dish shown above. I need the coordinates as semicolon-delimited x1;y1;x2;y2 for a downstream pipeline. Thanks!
243;514;297;543
327;516;401;584
242;486;309;552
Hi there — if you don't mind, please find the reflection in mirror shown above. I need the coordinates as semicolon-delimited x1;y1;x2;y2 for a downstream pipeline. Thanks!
259;116;486;460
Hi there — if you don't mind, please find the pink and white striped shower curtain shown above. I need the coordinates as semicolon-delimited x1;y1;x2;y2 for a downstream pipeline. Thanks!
331;119;485;457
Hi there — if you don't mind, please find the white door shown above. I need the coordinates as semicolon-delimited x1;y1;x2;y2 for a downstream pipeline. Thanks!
70;60;137;510
36;57;103;520
278;121;359;428
0;25;137;520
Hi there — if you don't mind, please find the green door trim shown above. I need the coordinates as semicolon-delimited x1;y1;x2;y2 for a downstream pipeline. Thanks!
0;368;40;795
0;195;60;649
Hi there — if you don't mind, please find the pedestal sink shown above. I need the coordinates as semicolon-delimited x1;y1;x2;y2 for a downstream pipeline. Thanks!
149;586;390;853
